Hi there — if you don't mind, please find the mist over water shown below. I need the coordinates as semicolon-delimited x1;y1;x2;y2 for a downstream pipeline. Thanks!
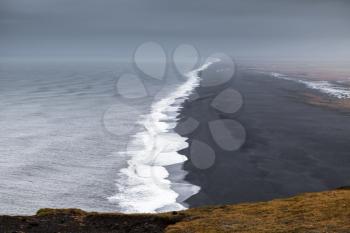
1;0;350;62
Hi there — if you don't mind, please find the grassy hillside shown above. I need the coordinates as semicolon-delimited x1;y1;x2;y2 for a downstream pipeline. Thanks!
1;187;349;233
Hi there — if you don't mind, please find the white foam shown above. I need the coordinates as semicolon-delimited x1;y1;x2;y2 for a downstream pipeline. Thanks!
299;80;350;99
108;60;217;213
270;72;294;81
270;72;350;99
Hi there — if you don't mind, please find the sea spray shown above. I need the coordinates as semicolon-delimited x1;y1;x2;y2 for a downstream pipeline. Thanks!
108;59;218;213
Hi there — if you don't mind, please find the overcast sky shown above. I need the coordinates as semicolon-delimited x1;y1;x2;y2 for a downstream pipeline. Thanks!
1;0;349;61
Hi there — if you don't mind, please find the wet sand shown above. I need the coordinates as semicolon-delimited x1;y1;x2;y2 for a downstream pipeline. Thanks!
176;68;350;207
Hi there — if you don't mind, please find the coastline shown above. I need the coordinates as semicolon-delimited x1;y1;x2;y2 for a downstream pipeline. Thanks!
108;61;216;213
177;66;350;208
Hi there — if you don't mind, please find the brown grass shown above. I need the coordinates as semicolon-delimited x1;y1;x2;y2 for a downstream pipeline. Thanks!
165;188;350;233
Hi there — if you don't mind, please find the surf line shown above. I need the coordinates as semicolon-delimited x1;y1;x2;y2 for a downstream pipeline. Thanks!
108;59;218;213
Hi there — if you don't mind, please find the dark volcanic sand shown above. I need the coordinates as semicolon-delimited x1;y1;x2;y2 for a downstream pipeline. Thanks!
176;68;350;207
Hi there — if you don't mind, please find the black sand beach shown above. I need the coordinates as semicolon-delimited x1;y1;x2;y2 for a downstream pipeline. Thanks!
176;66;350;207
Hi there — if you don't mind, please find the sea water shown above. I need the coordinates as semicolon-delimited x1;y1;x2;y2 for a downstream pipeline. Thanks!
0;60;211;214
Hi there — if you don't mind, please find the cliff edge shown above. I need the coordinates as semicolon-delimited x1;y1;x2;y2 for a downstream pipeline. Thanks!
1;187;349;233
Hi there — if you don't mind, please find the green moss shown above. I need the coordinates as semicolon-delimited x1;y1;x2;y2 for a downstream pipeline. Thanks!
36;208;86;217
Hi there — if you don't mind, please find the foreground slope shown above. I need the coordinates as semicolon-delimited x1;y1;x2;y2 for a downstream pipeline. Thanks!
1;188;349;233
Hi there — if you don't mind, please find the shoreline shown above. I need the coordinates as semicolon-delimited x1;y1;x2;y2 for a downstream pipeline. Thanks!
109;61;217;213
177;66;350;208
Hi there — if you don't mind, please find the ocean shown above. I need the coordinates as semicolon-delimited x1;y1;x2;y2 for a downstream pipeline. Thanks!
0;60;205;214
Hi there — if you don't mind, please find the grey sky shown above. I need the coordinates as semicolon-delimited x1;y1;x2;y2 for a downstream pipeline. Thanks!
1;0;349;61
